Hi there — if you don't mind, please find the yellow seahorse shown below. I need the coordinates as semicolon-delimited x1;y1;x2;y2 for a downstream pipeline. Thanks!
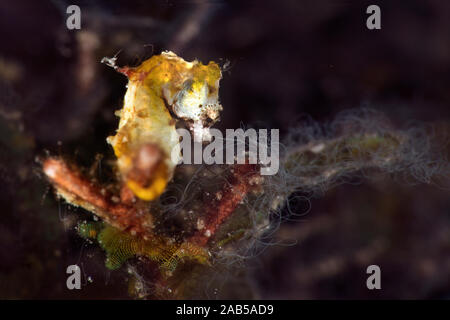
107;51;222;201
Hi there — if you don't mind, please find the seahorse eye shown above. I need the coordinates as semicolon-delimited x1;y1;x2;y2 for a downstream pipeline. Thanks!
172;80;208;121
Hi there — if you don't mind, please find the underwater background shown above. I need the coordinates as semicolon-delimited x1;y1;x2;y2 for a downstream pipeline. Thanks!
0;0;449;299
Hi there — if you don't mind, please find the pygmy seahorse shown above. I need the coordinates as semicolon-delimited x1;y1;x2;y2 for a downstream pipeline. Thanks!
107;51;223;201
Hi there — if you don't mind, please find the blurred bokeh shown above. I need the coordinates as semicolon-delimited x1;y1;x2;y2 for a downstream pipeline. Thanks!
0;0;449;299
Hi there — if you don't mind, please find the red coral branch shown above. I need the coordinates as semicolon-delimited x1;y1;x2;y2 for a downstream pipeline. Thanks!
43;157;153;236
189;163;261;247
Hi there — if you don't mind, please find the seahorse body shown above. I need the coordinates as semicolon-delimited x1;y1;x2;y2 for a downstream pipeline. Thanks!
107;51;222;201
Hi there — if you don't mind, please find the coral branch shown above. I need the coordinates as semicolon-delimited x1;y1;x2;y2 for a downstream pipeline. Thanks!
189;163;261;246
43;157;153;236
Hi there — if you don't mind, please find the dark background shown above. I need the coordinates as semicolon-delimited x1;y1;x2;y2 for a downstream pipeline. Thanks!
0;0;449;299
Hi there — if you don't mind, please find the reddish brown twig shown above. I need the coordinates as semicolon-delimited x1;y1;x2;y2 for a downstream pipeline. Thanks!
189;164;262;246
43;157;153;236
